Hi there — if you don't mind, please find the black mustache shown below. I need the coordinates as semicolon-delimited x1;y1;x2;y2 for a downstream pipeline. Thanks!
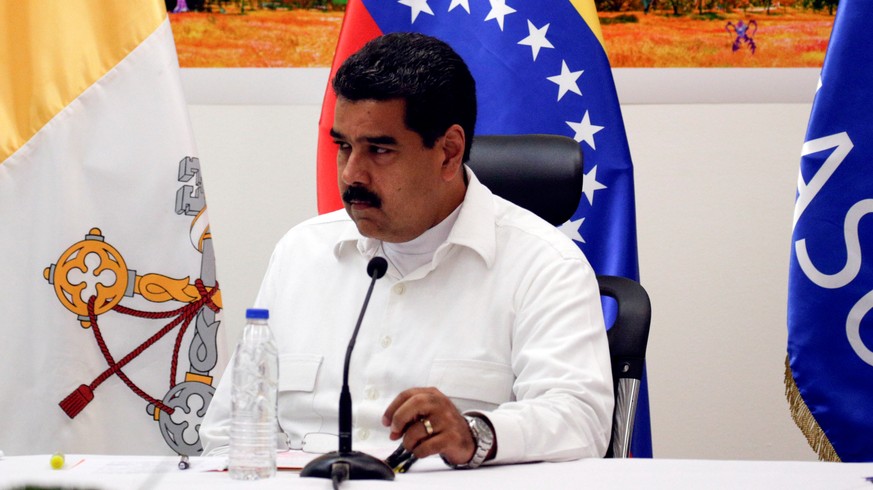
342;186;382;208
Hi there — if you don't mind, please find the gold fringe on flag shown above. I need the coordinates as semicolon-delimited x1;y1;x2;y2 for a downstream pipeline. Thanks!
784;356;840;462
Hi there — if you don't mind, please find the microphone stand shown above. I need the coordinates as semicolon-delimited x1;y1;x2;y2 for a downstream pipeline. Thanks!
300;257;395;482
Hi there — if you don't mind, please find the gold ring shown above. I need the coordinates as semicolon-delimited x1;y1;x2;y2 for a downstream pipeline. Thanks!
422;418;434;436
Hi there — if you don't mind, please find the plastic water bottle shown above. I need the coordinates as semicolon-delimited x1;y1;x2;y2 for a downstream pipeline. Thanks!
229;308;278;480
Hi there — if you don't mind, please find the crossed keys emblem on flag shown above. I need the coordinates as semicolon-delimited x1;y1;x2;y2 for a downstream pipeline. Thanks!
42;157;222;456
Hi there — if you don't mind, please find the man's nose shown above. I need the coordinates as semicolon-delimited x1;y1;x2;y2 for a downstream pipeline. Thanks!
341;149;369;186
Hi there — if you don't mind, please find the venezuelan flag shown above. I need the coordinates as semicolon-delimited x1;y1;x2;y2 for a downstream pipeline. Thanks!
315;0;649;457
0;1;223;456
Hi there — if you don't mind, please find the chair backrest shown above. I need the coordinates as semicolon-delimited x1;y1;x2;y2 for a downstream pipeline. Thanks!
467;134;582;226
468;134;651;459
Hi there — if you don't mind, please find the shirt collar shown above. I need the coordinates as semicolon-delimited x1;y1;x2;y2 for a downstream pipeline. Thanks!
331;166;497;268
442;166;496;268
332;217;376;260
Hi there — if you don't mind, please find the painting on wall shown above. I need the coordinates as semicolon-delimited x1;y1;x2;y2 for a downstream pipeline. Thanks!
167;1;346;67
167;0;836;68
598;0;836;67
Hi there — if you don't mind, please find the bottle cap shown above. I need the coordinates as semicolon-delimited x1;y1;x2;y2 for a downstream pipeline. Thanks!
245;308;269;320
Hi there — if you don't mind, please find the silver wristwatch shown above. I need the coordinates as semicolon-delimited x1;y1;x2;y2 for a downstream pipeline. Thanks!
445;415;494;469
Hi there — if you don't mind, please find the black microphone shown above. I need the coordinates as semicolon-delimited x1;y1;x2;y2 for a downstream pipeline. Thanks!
300;256;395;482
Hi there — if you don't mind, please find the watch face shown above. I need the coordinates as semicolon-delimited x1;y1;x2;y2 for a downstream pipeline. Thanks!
470;417;493;445
464;416;493;468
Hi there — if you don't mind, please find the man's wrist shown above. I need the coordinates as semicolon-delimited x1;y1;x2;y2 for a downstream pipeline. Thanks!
444;415;495;469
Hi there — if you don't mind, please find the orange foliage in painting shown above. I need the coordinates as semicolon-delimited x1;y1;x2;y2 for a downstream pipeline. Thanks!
169;9;344;67
168;7;832;68
600;9;833;67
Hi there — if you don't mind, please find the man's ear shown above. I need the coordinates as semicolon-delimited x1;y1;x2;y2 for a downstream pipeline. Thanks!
440;124;465;181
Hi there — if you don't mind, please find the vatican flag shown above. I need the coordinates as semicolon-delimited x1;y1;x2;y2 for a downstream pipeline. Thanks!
0;2;224;455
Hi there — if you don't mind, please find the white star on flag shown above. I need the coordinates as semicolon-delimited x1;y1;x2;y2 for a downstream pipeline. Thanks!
448;0;470;13
582;165;607;205
567;111;604;149
485;0;516;31
518;21;553;61
558;218;586;244
399;0;434;23
547;60;583;101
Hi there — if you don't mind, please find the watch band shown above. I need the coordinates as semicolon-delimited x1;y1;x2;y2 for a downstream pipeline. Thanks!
444;415;494;469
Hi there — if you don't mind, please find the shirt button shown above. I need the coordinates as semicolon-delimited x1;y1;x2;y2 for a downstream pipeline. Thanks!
365;387;378;400
393;283;406;295
358;428;370;440
381;336;392;348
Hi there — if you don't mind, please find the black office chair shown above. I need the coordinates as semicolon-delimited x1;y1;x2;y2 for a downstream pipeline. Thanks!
599;275;651;458
468;134;652;459
468;134;583;226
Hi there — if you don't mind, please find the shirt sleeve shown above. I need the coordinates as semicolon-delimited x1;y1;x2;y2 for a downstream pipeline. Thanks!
199;353;234;457
476;255;614;464
199;245;284;457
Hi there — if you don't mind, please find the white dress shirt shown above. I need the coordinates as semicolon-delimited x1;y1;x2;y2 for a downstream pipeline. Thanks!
200;168;613;464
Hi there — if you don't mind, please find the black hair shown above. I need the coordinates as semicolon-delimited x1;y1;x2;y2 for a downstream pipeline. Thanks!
333;32;477;162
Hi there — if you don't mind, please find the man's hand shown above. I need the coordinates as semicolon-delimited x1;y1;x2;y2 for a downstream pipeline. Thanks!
381;387;475;465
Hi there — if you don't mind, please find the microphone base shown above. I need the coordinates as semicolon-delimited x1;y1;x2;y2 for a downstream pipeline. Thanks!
300;451;395;481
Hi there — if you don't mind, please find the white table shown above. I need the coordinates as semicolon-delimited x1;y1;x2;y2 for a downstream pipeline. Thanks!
2;454;872;489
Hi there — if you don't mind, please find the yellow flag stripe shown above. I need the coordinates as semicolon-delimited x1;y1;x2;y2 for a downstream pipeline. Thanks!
569;0;606;49
0;1;167;163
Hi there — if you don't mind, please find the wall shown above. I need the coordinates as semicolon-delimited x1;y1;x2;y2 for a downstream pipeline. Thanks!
187;69;819;461
626;103;815;460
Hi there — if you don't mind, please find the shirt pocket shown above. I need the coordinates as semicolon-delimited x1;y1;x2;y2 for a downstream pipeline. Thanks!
427;359;515;412
279;353;323;393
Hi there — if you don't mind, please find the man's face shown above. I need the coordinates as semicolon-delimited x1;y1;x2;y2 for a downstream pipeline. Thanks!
332;98;453;243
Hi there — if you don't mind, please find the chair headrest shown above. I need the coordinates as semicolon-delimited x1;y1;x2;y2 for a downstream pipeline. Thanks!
466;134;583;226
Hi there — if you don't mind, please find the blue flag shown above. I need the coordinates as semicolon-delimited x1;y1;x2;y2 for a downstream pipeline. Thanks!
787;0;873;462
317;0;649;457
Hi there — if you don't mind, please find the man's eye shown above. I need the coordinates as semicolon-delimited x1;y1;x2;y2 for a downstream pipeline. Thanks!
371;146;389;154
335;141;350;150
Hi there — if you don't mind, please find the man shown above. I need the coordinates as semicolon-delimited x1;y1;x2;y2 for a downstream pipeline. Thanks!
201;32;613;468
